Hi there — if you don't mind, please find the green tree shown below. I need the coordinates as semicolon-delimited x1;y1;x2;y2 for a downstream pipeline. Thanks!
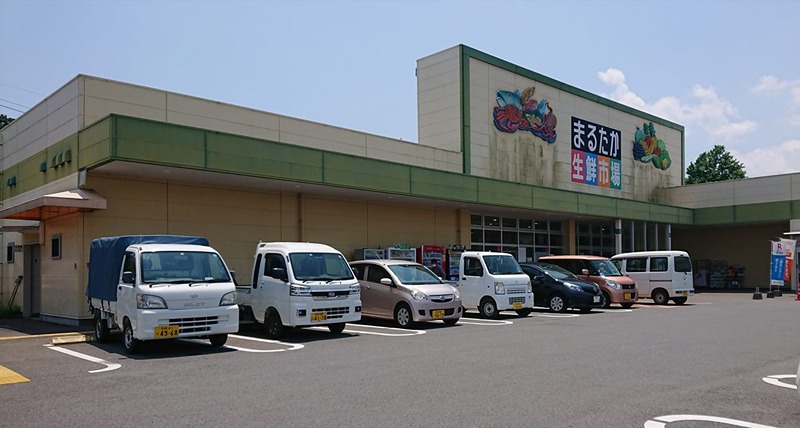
686;145;746;184
0;114;15;130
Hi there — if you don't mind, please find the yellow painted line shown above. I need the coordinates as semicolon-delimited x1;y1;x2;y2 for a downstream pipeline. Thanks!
0;331;92;342
0;365;30;385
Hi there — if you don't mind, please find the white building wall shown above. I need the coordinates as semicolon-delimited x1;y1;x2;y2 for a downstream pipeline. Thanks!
416;46;461;153
657;173;800;208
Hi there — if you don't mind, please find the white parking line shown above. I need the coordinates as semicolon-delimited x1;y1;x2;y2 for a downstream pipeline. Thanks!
596;309;634;313
533;313;580;318
182;335;304;353
44;344;121;373
309;324;426;336
456;318;514;325
644;414;777;428
762;374;798;390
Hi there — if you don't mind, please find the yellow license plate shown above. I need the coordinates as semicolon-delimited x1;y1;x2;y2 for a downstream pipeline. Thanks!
681;291;689;296
311;312;327;322
431;310;444;319
512;302;523;310
154;325;180;338
624;293;632;300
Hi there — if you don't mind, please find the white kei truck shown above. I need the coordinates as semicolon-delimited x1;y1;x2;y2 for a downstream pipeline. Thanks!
454;251;534;318
236;242;362;339
87;235;239;354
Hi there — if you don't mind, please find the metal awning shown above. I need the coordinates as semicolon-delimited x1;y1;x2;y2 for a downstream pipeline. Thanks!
0;189;107;221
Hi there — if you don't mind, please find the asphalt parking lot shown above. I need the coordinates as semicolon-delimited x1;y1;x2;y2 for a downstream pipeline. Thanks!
1;292;799;427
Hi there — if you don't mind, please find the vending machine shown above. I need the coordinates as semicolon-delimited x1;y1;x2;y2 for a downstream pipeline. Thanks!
353;248;385;260
445;245;467;281
387;246;416;262
417;245;445;270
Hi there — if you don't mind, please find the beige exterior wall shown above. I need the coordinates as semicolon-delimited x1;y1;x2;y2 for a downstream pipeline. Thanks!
416;46;462;153
657;173;800;208
39;213;84;320
673;222;786;288
470;58;683;202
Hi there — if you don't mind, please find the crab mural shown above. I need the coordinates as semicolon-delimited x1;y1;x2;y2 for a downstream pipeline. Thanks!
492;86;557;143
632;122;671;170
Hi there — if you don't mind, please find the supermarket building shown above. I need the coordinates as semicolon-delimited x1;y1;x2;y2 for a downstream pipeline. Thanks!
1;45;798;325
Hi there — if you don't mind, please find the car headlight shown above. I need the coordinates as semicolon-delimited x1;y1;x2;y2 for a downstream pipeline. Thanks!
349;283;360;294
290;284;311;296
565;283;583;292
137;293;167;309
527;280;532;293
494;281;506;294
219;291;237;306
452;287;461;299
411;290;427;301
605;279;621;290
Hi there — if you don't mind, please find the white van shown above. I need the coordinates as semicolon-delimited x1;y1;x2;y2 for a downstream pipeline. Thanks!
456;251;533;318
610;250;694;305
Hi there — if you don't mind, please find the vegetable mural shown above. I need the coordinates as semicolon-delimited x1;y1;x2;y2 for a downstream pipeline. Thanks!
632;122;671;170
492;87;557;143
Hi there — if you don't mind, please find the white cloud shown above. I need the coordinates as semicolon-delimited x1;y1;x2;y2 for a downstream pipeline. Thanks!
597;68;757;142
731;139;800;178
751;75;800;97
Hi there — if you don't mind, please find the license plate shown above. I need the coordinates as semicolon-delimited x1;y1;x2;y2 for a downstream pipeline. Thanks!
311;312;327;322
624;292;632;300
431;310;444;319
154;325;179;338
512;302;523;310
593;295;601;303
681;291;689;296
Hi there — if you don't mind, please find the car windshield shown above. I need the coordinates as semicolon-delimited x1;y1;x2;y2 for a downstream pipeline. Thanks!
289;252;355;281
589;259;622;276
536;263;578;280
388;264;442;285
141;251;231;283
483;255;523;275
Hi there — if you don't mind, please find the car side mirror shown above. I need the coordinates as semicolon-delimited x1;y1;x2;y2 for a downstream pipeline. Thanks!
122;271;135;284
379;277;393;286
533;275;544;284
270;267;288;282
229;270;237;285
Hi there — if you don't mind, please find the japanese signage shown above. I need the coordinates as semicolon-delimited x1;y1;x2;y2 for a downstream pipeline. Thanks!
770;241;786;287
571;117;622;189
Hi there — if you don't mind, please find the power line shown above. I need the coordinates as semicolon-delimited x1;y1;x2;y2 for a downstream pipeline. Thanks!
0;103;25;114
0;97;29;109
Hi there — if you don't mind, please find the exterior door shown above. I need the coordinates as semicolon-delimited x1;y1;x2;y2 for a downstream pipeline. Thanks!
363;266;393;318
23;244;41;317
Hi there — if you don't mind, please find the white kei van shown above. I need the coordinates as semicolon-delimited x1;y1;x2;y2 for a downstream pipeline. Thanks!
610;250;694;305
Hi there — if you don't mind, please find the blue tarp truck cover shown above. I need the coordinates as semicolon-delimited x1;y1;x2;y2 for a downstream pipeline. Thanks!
85;235;209;302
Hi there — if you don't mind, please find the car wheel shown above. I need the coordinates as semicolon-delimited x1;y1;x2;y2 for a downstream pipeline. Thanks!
601;292;612;309
264;310;285;339
394;303;414;328
94;310;110;343
443;318;459;326
653;290;670;305
620;302;634;309
209;334;227;347
672;297;687;305
122;320;141;354
515;308;532;317
548;295;567;313
328;323;346;334
479;298;499;319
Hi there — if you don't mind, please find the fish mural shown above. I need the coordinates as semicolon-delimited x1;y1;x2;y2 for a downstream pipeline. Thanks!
492;87;557;143
632;122;671;170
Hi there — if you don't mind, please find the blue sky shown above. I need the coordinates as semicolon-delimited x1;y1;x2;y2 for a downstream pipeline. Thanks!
2;0;798;178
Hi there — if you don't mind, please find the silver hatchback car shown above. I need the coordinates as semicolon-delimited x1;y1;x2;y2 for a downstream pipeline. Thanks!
349;259;462;328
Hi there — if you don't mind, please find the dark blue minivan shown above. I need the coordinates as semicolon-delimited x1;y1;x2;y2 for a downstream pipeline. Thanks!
520;262;603;313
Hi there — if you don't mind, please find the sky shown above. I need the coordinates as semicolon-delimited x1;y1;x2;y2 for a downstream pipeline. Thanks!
1;0;798;178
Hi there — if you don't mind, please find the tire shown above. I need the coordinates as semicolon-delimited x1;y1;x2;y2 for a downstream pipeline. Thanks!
672;297;688;305
549;295;567;313
479;298;499;319
600;292;612;309
394;303;414;328
94;310;110;344
620;302;634;309
653;290;670;305
122;320;142;354
515;308;532;317
443;318;459;326
328;323;346;334
209;334;227;347
264;310;285;339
